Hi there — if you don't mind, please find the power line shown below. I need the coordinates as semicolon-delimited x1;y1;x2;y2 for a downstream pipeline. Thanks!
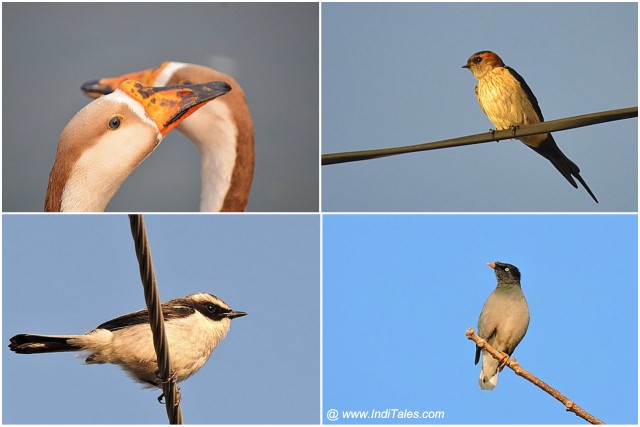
129;214;183;424
322;107;637;165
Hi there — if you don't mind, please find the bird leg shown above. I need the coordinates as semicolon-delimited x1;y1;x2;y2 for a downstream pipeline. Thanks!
489;129;499;142
156;386;182;406
498;351;510;371
154;370;180;405
509;125;520;139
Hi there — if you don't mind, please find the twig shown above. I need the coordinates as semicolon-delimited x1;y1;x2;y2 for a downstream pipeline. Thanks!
466;328;603;424
323;106;637;165
129;215;183;424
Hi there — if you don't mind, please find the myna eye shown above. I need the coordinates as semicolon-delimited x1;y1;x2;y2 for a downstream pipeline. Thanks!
108;115;123;130
505;267;510;272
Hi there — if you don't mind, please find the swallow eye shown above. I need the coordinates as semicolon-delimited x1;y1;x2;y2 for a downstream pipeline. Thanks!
474;56;483;64
107;115;123;130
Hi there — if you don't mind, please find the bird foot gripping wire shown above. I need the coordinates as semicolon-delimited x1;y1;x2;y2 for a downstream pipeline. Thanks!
489;128;498;142
157;387;182;406
155;371;181;406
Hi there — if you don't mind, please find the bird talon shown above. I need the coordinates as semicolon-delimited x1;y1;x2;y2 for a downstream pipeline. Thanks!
498;351;510;370
156;385;181;406
489;129;498;142
509;125;519;137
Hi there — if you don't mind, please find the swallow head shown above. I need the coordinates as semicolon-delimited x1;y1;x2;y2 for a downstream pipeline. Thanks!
462;51;505;79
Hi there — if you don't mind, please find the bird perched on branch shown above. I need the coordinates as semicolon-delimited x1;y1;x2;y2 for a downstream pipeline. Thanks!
9;293;246;388
463;51;598;203
475;262;530;390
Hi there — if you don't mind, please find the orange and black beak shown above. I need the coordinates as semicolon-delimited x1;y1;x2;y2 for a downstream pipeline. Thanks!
81;62;173;98
117;79;231;136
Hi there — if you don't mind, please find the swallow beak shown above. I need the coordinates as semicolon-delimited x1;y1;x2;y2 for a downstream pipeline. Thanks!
81;62;170;99
225;310;248;319
118;79;231;136
487;262;496;269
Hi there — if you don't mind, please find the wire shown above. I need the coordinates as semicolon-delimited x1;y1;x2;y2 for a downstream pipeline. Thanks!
322;106;637;165
129;214;183;424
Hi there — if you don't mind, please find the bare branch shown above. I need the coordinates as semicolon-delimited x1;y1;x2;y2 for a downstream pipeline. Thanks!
466;328;604;424
323;107;637;165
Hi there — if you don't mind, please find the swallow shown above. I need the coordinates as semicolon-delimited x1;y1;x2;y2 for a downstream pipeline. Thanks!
463;51;598;203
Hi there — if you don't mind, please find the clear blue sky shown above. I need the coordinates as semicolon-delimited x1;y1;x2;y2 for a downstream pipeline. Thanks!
3;215;320;423
323;214;637;424
322;3;637;211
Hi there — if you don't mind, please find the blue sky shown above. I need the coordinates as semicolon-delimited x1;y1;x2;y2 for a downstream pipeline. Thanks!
323;214;637;424
322;3;637;212
3;215;320;424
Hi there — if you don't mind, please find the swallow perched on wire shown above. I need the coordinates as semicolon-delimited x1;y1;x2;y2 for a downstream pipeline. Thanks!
463;51;598;203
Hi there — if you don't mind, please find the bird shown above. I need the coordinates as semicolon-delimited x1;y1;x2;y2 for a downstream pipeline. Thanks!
45;79;232;212
9;292;246;388
81;61;254;212
475;262;530;391
463;51;598;203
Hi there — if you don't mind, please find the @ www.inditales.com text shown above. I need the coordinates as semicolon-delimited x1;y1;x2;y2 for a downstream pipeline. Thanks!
326;408;445;421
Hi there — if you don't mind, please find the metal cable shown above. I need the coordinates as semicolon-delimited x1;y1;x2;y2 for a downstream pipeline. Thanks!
129;214;183;424
322;106;637;165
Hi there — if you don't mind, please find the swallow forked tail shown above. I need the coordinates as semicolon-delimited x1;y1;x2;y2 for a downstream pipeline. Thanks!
526;140;598;203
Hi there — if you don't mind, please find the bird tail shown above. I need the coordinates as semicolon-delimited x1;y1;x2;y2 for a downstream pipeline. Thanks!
525;136;599;203
9;333;83;354
479;372;498;390
479;351;499;391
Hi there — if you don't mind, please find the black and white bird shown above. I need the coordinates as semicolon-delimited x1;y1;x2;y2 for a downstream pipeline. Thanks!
9;292;246;387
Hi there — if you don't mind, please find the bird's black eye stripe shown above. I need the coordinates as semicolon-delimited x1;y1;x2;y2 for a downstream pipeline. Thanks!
108;114;123;130
196;302;230;320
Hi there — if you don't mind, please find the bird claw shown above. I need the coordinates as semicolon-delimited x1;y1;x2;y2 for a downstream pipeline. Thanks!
156;386;182;406
509;125;519;138
498;351;510;371
154;370;180;405
489;129;498;142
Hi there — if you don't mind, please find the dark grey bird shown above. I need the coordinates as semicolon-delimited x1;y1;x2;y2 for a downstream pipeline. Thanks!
475;262;530;390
